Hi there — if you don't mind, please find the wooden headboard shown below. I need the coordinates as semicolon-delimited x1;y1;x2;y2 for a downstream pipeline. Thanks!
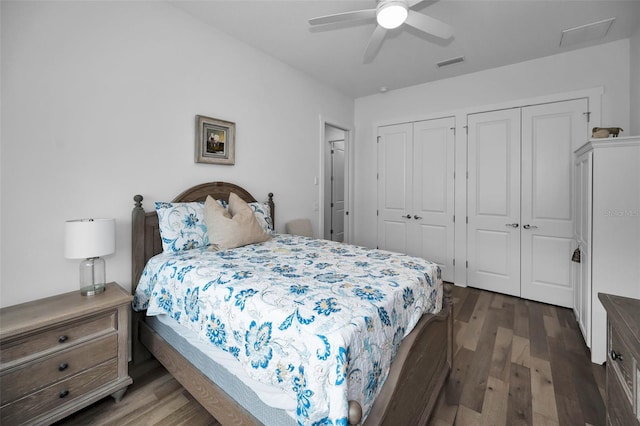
131;181;274;292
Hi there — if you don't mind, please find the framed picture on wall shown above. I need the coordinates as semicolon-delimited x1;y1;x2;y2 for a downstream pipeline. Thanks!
195;115;235;165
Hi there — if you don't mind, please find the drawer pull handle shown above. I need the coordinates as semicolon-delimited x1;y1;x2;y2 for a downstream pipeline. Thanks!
58;335;69;344
58;363;69;371
610;350;624;362
59;390;69;398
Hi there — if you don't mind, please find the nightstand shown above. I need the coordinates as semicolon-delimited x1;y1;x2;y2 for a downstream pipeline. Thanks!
0;282;133;425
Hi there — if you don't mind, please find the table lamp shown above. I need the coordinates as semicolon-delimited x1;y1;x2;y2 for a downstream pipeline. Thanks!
64;218;115;295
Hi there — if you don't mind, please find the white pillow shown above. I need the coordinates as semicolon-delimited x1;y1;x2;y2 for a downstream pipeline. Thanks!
204;193;271;250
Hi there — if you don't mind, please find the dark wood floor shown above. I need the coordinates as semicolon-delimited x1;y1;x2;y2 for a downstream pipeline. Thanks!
57;285;606;426
54;361;220;426
429;286;605;426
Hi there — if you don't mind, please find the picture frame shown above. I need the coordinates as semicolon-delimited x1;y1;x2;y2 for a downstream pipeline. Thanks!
195;115;235;165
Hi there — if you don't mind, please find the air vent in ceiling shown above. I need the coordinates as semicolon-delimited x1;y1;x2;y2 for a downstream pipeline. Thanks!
560;17;615;47
437;56;465;68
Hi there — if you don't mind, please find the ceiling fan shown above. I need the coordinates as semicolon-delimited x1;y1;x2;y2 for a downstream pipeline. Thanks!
308;0;453;63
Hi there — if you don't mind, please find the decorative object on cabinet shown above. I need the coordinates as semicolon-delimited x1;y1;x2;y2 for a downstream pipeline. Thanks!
64;218;115;296
195;115;235;165
592;127;624;138
598;293;640;425
573;136;640;364
0;282;132;425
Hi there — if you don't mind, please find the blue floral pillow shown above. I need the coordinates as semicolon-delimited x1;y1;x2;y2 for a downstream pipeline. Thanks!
248;202;273;234
156;202;209;252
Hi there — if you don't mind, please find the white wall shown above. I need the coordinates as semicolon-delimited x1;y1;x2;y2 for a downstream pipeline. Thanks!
631;26;640;135
0;1;354;307
353;39;631;253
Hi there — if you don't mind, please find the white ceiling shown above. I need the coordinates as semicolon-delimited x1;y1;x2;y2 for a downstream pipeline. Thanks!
170;0;640;98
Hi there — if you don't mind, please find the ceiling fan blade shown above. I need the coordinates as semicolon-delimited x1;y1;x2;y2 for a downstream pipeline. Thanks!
408;0;431;7
404;10;453;39
309;9;376;26
364;25;387;63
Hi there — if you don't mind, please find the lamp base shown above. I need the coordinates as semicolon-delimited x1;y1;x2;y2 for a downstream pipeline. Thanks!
79;257;106;296
80;283;106;296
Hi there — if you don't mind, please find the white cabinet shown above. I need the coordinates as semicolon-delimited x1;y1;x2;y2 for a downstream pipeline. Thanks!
377;117;455;281
574;151;592;347
574;136;640;364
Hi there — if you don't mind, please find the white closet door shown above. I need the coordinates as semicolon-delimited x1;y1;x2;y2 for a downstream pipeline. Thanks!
467;109;521;296
377;123;413;253
520;99;587;307
411;117;455;281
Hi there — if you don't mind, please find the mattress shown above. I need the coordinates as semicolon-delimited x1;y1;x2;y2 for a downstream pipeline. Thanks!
147;314;296;425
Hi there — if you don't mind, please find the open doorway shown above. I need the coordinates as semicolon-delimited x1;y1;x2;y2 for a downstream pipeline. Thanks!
323;123;348;242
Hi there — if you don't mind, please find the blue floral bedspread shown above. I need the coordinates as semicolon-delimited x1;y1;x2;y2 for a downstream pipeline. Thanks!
133;235;442;425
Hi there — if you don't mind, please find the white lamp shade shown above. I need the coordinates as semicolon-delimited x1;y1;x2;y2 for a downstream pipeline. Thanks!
65;218;115;259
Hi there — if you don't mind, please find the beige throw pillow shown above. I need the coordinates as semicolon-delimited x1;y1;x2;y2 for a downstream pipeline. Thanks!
204;193;271;250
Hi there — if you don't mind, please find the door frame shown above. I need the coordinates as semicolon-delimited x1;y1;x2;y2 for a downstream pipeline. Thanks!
326;139;345;241
319;116;353;243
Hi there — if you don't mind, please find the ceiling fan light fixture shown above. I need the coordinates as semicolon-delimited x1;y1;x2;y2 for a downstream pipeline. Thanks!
377;1;408;29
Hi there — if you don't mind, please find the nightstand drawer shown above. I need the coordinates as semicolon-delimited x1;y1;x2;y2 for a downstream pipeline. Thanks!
0;334;118;405
0;358;118;425
609;324;634;401
0;311;116;366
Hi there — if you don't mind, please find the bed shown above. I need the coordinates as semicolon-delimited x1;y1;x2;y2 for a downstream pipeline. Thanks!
131;181;452;425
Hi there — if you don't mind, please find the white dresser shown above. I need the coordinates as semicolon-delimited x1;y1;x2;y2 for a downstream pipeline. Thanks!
574;136;640;364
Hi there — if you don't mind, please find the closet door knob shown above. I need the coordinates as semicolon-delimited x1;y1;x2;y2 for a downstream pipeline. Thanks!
523;224;538;229
505;223;519;228
414;215;422;220
402;214;411;219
